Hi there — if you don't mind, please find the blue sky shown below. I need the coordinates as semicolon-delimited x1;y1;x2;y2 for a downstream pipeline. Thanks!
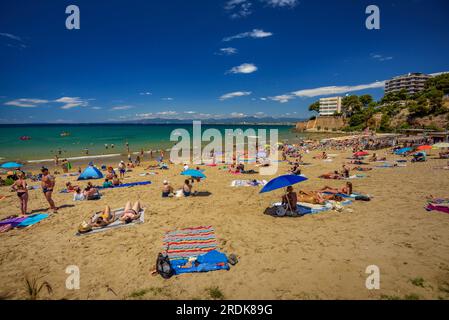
0;0;448;123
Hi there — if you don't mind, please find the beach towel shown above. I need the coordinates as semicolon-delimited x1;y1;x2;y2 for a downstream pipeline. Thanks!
163;226;217;261
97;181;151;189
425;203;449;214
231;180;267;187
270;199;353;217
17;214;49;228
76;208;145;236
169;249;230;275
162;226;229;275
0;216;27;227
322;192;371;200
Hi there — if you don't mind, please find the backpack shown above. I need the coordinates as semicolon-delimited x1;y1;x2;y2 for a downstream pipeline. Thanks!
156;253;174;279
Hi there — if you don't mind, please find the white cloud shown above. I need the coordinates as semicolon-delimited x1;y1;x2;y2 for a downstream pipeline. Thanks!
227;63;258;74
184;111;197;114
162;97;174;101
268;81;386;104
157;111;178;115
220;91;252;101
111;105;134;111
230;112;247;118
139;92;152;96
262;0;298;7
291;81;385;98
55;97;89;109
225;0;253;19
260;97;267;101
0;32;23;42
223;29;273;42
269;94;295;103
370;53;393;62
217;47;238;55
4;98;48;107
92;107;102;110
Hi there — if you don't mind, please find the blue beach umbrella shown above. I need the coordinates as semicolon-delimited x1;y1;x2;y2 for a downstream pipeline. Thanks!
0;162;23;169
181;169;206;179
260;175;308;194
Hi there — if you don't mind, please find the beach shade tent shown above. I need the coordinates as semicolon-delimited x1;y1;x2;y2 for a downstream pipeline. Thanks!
416;145;432;151
433;142;449;149
354;151;369;157
394;147;413;155
260;175;308;194
0;162;23;169
181;169;206;179
77;166;104;181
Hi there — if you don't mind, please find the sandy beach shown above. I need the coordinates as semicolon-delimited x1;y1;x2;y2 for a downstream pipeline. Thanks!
1;148;448;300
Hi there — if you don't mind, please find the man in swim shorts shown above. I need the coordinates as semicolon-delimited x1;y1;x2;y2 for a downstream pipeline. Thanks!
41;167;57;213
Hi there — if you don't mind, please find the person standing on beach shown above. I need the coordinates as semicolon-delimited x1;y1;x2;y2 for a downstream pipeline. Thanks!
118;161;126;179
140;148;144;161
41;167;57;213
12;172;28;215
54;155;59;166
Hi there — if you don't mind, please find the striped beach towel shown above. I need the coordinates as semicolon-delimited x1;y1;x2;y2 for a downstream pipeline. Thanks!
163;226;217;261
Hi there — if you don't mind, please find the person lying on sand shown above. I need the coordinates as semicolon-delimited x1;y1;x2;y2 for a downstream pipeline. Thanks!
119;201;142;224
347;160;368;165
91;206;117;227
65;182;78;192
320;182;353;196
319;171;343;180
282;186;298;212
352;166;373;172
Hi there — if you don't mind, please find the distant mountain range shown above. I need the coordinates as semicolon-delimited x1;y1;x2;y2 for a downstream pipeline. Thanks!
123;116;306;125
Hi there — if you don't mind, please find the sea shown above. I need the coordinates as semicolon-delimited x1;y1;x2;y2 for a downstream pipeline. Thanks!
0;123;304;163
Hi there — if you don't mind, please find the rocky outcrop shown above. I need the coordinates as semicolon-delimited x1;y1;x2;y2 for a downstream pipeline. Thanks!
295;116;346;132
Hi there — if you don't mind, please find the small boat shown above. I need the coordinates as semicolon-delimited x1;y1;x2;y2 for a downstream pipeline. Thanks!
60;131;71;137
19;136;31;141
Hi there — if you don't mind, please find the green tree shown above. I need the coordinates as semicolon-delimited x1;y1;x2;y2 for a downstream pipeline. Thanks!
359;94;373;107
342;95;363;117
308;101;320;113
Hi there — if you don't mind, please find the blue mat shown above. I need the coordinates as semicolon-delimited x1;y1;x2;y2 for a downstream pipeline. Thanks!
98;181;151;189
17;213;49;227
170;250;230;275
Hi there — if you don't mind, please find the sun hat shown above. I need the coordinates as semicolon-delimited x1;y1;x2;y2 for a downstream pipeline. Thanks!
163;180;169;184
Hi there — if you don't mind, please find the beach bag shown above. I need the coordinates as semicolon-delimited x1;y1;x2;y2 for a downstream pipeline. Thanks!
156;253;174;279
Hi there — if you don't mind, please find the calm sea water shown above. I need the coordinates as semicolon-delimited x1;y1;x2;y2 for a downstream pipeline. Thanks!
0;124;300;162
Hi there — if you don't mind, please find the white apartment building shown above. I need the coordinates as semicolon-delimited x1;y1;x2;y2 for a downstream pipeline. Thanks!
319;96;342;116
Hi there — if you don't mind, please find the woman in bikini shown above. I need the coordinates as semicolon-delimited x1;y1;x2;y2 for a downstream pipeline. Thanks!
12;172;28;215
91;206;116;227
119;201;142;223
320;182;353;196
